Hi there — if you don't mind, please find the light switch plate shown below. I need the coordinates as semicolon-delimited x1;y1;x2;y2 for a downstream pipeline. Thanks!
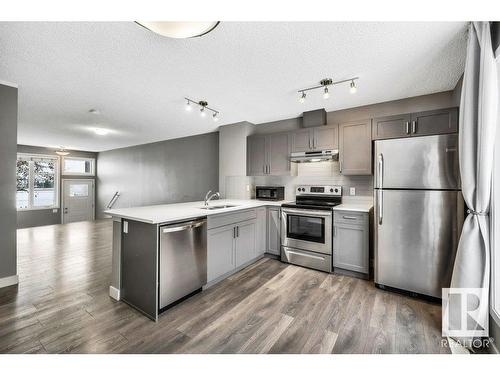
123;221;128;234
246;184;250;192
350;187;356;196
52;208;58;213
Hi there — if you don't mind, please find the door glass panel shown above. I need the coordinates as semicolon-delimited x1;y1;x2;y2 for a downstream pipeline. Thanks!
69;184;89;197
33;160;56;207
287;215;325;243
16;160;29;209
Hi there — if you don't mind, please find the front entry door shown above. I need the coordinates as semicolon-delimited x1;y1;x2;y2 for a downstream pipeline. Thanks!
62;179;95;223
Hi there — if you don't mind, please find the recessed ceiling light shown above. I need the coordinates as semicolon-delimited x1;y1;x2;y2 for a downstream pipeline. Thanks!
94;128;109;136
135;22;219;39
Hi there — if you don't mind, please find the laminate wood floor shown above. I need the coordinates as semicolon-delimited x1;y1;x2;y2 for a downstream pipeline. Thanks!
0;219;449;354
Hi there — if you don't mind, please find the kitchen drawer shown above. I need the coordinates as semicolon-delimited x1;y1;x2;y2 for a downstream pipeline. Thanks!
207;209;257;230
334;211;367;225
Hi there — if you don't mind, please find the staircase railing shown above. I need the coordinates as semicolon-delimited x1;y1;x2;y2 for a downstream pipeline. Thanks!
106;191;120;209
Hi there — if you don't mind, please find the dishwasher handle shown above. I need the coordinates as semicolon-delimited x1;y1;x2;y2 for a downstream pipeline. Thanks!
162;219;206;234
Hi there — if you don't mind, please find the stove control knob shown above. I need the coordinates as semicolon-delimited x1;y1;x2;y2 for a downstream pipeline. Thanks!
297;188;301;192
330;188;334;192
302;188;306;192
334;188;339;193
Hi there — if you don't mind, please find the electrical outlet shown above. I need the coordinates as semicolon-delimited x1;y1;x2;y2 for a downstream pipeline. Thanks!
246;184;250;192
349;187;356;196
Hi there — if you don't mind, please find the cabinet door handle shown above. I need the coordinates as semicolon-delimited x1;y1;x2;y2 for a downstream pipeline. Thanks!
333;226;337;236
339;160;342;173
342;215;358;220
405;121;410;134
236;226;239;237
411;120;417;134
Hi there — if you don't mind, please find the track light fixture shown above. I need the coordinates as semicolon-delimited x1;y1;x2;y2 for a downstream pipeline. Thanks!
299;91;306;103
298;76;359;102
184;98;220;121
350;80;357;94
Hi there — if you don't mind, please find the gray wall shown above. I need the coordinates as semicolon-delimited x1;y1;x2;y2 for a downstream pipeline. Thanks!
0;83;18;280
16;145;97;229
253;90;458;135
96;132;219;218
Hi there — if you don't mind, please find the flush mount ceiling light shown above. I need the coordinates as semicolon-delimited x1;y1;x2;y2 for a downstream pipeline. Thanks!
55;147;70;156
184;98;220;122
94;128;110;136
298;77;359;103
135;22;220;39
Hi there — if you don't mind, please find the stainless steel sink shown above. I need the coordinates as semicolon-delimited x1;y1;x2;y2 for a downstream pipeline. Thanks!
199;205;239;210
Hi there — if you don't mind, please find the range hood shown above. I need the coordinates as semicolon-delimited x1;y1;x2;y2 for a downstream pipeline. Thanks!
290;149;339;163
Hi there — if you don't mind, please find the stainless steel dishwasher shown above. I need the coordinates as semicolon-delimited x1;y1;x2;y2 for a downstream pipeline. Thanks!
159;218;207;310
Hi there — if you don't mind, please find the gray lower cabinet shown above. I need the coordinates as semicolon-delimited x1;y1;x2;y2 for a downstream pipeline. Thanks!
207;217;257;283
235;220;256;267
255;207;267;256
207;224;235;282
247;132;290;176
291;124;338;152
333;211;369;277
339;119;372;175
267;207;280;256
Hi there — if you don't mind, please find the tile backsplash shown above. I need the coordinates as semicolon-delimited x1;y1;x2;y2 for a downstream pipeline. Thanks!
224;161;373;201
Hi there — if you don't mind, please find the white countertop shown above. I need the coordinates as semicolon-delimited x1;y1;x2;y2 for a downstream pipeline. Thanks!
105;199;288;224
332;202;373;213
105;197;373;224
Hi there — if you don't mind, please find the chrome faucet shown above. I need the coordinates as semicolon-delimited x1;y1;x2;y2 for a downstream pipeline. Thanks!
204;190;221;206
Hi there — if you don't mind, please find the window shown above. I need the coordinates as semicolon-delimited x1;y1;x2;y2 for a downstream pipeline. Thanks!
62;157;95;176
16;154;59;210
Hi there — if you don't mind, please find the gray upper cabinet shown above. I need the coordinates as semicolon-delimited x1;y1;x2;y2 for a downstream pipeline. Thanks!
339;119;372;175
292;129;313;152
268;133;291;175
410;107;458;136
372;108;458;140
372;113;412;140
247;132;290;176
247;135;267;176
291;124;338;152
313;124;338;150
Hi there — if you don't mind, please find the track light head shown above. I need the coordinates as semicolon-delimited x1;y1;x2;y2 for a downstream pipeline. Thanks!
299;92;306;104
185;100;192;111
213;113;219;122
200;107;206;117
350;80;357;94
323;86;329;100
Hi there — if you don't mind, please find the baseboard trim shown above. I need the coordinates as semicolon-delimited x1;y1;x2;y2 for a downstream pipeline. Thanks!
109;285;120;301
0;274;19;289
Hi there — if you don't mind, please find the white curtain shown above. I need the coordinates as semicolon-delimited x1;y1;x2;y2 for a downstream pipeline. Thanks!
450;22;499;347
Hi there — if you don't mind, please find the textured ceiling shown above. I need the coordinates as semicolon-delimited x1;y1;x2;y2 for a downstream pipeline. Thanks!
0;22;467;151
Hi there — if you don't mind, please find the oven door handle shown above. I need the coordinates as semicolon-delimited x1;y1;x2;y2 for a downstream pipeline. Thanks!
281;208;332;217
284;249;327;261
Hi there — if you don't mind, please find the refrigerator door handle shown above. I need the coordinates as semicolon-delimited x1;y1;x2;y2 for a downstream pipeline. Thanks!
377;153;384;188
378;190;383;225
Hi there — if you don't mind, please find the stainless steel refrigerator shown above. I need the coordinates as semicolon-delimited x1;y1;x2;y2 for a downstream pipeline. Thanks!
374;134;464;299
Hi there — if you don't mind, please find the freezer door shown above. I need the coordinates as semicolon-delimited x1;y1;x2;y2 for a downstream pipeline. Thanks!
374;189;463;298
374;134;460;189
